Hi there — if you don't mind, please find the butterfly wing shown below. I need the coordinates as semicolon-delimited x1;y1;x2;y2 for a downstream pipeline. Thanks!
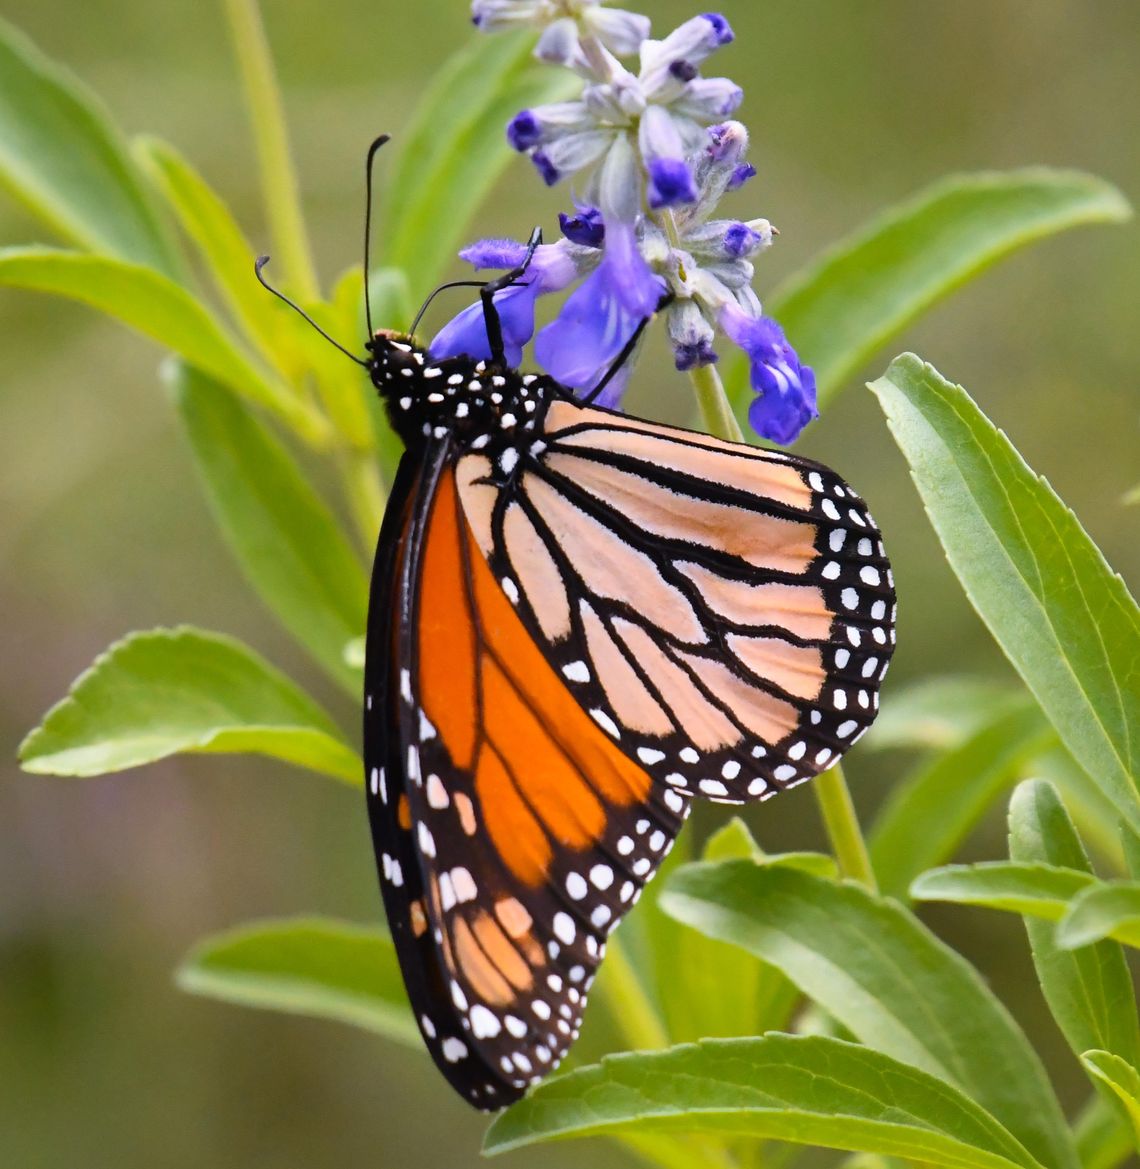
455;398;896;803
364;440;690;1111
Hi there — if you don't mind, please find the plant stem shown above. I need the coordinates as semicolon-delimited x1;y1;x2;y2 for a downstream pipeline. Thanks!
689;361;744;442
813;763;877;890
598;933;669;1053
224;0;319;300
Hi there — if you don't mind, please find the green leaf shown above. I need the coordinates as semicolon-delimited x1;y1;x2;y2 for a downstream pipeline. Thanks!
168;362;368;691
1073;1094;1138;1169
485;1034;1046;1169
177;916;416;1045
911;861;1094;919
1008;780;1140;1115
0;18;179;275
725;169;1131;413
1080;1052;1140;1149
134;135;306;381
869;701;1053;897
862;676;1026;752
1058;884;1140;951
870;355;1140;834
0;246;327;443
18;627;359;783
383;31;578;298
661;862;1076;1169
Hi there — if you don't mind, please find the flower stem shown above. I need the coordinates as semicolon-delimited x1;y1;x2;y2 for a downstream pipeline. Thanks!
597;933;669;1053
813;763;877;890
688;361;744;443
224;0;319;300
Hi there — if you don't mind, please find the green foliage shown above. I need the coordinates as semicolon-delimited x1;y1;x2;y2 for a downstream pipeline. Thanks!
660;862;1077;1169
0;16;179;273
177;917;416;1044
869;701;1054;897
169;362;369;692
485;1034;1047;1169
5;8;1139;1169
870;355;1140;835
1081;1053;1140;1147
1057;884;1140;951
723;169;1131;415
17;627;359;783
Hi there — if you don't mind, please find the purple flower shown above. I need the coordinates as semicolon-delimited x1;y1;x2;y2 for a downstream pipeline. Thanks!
719;305;818;444
723;221;763;258
559;205;606;248
647;158;698;208
728;162;757;190
429;239;578;366
535;221;665;400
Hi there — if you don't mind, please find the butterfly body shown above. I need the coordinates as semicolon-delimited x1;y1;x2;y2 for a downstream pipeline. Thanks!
363;330;895;1110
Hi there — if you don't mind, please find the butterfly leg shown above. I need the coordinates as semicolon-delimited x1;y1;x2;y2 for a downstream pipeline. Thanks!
581;291;675;405
480;226;543;367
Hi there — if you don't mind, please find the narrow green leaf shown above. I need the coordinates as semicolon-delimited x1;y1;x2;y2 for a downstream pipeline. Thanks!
1009;780;1140;1113
725;169;1131;412
1073;1094;1137;1169
863;676;1026;752
870;355;1140;833
177;917;415;1045
1058;884;1140;951
134;135;305;380
0;247;326;442
485;1034;1045;1169
911;861;1095;919
18;627;358;784
661;862;1076;1169
869;701;1053;897
383;31;577;296
1120;822;1140;881
0;17;179;274
1080;1053;1140;1149
168;362;368;691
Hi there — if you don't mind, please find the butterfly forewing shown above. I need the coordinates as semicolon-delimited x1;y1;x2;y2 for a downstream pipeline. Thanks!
456;400;896;804
365;440;690;1111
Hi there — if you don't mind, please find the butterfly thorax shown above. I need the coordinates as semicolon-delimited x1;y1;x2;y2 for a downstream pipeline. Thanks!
368;332;551;459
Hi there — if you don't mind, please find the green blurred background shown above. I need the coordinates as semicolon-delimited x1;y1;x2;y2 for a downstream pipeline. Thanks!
1;2;1137;1166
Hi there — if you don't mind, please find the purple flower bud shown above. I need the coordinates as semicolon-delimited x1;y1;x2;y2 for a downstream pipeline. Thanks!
728;162;757;190
702;13;735;45
674;338;719;371
720;305;818;444
669;59;699;83
507;110;543;151
723;222;763;258
531;150;561;186
647;157;698;208
559;206;606;249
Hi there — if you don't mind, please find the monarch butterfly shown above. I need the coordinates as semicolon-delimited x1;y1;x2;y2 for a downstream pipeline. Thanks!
260;137;895;1110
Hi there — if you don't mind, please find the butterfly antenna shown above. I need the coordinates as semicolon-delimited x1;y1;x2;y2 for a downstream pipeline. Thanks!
363;133;391;339
254;256;368;367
